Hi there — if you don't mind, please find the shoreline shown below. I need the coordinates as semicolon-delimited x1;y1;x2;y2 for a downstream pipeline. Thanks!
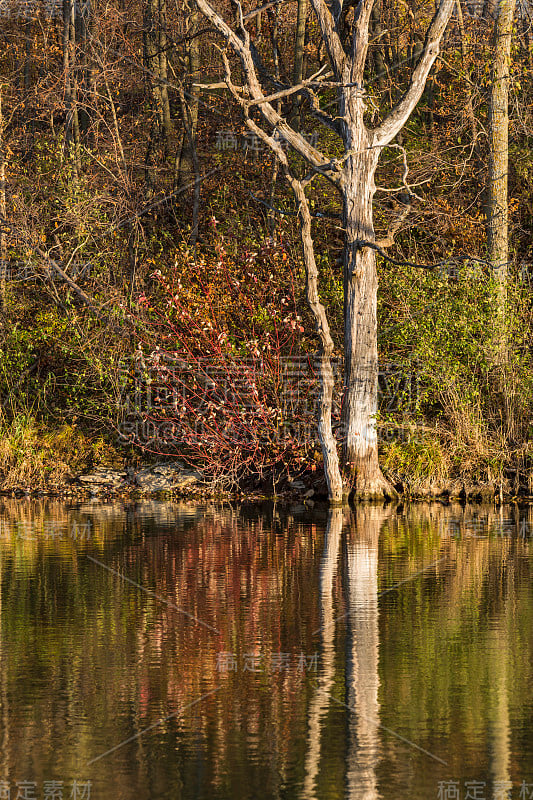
1;460;532;505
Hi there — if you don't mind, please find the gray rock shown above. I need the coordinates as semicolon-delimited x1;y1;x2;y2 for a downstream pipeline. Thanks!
134;461;204;492
288;479;307;491
78;468;127;489
76;461;204;494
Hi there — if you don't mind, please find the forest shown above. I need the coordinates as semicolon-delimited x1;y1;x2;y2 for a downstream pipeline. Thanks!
0;0;531;501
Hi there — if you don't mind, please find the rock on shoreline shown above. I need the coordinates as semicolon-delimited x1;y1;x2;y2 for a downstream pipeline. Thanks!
75;461;205;496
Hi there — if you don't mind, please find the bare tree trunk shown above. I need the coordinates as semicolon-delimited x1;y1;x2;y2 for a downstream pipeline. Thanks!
338;8;394;497
143;0;160;194
517;0;533;68
342;133;390;496
76;0;93;139
177;85;201;245
289;176;345;503
338;0;454;498
63;0;81;176
177;3;200;187
293;0;308;86
69;0;81;171
483;0;498;18
487;0;516;334
144;0;173;167
369;0;387;92
0;87;6;309
158;0;173;149
23;18;34;160
408;0;425;70
456;0;479;144
291;0;308;127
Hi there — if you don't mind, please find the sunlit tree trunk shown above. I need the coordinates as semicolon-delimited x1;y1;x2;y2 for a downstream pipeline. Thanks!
487;0;516;344
0;87;6;309
338;6;392;498
63;0;81;175
341;120;386;496
338;0;454;498
291;0;308;127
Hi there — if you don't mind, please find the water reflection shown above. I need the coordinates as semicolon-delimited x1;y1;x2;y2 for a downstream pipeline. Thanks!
0;499;531;800
344;507;385;800
301;505;385;800
302;507;342;799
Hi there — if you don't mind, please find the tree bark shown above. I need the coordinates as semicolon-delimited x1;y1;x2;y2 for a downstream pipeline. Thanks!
369;0;387;92
63;0;81;175
291;0;308;127
487;0;516;332
177;3;200;187
289;176;345;503
144;0;173;164
158;0;173;149
341;119;390;496
0;87;6;309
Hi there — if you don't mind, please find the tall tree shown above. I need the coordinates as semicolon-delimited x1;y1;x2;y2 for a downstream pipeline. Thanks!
176;0;200;184
176;1;201;243
143;0;173;192
182;0;456;501
487;0;516;331
62;0;82;174
292;0;308;127
0;86;6;309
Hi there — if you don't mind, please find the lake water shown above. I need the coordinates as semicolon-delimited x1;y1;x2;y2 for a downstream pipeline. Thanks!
0;499;532;800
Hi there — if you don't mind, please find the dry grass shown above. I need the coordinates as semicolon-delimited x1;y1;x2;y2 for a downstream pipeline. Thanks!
381;407;532;495
0;413;119;489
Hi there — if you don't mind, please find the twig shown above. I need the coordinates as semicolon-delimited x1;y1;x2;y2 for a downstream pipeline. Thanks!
356;240;499;271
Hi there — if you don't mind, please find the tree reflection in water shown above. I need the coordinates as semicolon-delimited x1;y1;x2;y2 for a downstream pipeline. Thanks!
302;506;392;800
0;500;531;800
